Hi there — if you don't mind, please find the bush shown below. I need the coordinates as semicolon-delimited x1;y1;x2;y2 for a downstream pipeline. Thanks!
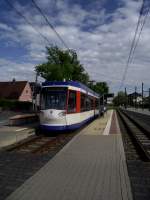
0;99;32;111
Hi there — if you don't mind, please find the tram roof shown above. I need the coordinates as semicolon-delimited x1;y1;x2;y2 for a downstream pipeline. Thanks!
42;81;100;98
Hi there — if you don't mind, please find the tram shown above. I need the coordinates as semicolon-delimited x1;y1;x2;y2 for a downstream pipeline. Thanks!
39;81;100;132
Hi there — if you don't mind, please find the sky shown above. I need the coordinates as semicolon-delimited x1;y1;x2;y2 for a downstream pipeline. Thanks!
0;0;150;93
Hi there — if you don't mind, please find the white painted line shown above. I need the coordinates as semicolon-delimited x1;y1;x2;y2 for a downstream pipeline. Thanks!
103;110;113;135
15;128;28;132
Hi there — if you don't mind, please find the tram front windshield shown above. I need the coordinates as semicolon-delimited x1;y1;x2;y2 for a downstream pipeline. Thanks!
41;87;67;110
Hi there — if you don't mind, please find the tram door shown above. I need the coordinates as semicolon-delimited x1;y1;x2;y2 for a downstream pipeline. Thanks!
94;98;96;116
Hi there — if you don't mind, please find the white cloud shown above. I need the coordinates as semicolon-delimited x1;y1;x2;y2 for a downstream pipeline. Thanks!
0;0;150;93
0;23;13;32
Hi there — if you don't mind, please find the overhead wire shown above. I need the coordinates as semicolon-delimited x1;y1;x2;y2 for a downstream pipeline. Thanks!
5;0;52;46
5;0;58;63
119;0;150;90
31;0;70;50
119;1;145;90
130;6;150;63
126;2;144;66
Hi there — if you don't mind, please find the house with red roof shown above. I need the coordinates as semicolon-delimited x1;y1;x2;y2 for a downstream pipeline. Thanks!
0;80;32;102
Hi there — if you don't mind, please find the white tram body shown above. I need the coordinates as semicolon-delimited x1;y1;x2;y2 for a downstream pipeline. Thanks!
39;81;100;131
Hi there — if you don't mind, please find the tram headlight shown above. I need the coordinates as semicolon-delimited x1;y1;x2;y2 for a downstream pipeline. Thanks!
58;111;66;117
49;110;53;114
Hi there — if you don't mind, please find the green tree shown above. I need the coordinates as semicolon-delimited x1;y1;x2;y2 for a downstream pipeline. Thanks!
35;46;89;84
89;82;109;95
113;91;127;106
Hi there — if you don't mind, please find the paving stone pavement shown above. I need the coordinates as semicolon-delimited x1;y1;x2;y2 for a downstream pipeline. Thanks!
0;152;54;200
6;132;133;200
0;111;133;200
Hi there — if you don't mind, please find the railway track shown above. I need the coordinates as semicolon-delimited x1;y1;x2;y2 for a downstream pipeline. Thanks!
117;109;150;200
6;132;77;154
118;109;150;161
0;130;78;200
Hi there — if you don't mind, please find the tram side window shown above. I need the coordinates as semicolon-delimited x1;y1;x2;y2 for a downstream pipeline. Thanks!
85;96;91;111
81;94;94;111
95;99;99;109
81;93;86;112
68;91;76;113
89;96;94;110
91;97;94;110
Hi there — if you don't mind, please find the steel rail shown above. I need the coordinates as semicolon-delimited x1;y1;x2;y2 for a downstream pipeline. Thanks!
118;109;150;161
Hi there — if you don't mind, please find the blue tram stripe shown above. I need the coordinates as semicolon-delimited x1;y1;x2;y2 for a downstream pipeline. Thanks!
42;81;99;98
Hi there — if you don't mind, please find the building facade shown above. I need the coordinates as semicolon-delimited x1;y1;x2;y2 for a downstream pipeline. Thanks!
0;80;32;102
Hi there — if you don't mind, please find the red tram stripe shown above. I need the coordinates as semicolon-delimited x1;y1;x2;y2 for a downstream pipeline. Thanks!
76;91;81;113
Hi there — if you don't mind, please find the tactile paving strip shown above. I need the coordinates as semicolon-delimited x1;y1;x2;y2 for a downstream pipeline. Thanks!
109;111;120;134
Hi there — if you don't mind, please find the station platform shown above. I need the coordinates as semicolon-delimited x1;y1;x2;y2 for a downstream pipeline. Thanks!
6;110;133;200
0;111;37;148
0;123;37;149
0;124;36;148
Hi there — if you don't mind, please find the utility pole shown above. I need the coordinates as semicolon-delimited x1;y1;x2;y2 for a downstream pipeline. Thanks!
142;82;144;110
149;88;150;111
135;86;137;109
100;94;104;107
125;87;127;109
35;72;38;113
